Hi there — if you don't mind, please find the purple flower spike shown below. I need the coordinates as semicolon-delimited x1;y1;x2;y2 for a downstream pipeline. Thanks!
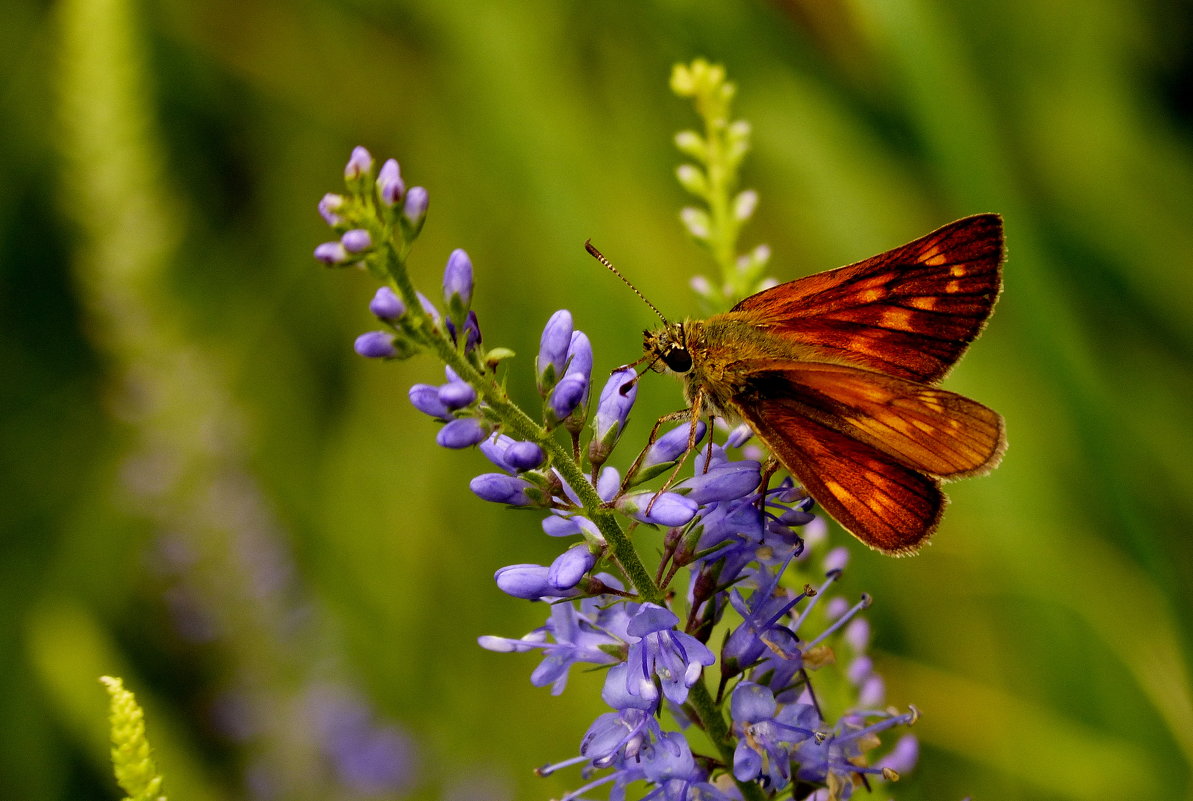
376;159;405;206
345;146;374;180
341;229;372;253
314;241;350;265
470;473;535;505
369;287;405;322
536;310;573;390
318;193;345;226
443;249;473;309
435;418;488;449
354;331;396;358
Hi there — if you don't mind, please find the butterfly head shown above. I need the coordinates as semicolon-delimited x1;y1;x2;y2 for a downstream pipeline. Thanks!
643;322;692;374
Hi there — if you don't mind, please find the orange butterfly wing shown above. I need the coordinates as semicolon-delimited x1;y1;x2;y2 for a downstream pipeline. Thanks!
734;389;944;555
742;360;1006;479
730;362;1003;554
732;214;1004;383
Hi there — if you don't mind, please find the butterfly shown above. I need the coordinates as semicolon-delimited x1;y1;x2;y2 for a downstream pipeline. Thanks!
635;214;1006;555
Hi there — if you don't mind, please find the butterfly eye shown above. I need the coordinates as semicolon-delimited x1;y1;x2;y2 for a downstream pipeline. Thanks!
662;346;692;373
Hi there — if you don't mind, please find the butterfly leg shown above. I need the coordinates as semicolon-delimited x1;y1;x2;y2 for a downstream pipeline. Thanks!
644;389;707;515
618;407;694;493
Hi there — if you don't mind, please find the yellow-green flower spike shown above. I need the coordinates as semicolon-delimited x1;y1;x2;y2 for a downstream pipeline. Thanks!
100;676;167;801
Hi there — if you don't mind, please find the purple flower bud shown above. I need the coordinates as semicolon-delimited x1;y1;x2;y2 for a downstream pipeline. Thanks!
442;248;473;310
494;564;578;599
642;421;707;469
505;441;545;471
416;292;441;325
341;229;372;253
548;373;587;420
677;461;761;504
565;331;593;383
588;368;637;464
345;146;374;180
369;287;405;322
402;186;428;233
548;545;597;590
354;331;396;358
536;310;573;389
436;418;488;449
376;159;405;206
318;193;345;226
437;380;476;410
470;473;534;505
542;515;582;537
730;681;777;723
408;384;450;419
314;241;350;265
616;491;698;527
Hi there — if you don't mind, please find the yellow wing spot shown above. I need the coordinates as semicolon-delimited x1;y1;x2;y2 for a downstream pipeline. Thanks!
920;246;947;266
919;395;945;413
907;295;937;310
824;478;846;498
950;264;968;277
879;307;913;330
945;279;963;293
860;288;884;303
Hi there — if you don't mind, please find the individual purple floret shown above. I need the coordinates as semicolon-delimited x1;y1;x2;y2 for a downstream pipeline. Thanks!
588;367;637;467
443;248;473;312
402;186;428;234
469;473;536;506
537;310;573;391
354;331;396;358
314;241;350;265
344;146;373;180
609;603;715;708
548;544;599;590
341;229;372;253
376;159;405;206
318;193;345;226
369;287;405;322
435;418;488;449
494;564;582;600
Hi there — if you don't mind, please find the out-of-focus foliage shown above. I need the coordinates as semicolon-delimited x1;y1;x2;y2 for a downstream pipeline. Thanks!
2;0;1191;799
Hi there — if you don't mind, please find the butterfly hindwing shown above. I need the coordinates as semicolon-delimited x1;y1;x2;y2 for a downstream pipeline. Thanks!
731;214;1004;383
741;360;1006;479
734;392;944;555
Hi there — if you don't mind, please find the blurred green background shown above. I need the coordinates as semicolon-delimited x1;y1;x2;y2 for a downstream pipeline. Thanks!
3;0;1192;799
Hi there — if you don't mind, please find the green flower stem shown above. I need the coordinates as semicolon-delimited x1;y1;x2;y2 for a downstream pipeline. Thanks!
381;241;664;606
689;680;766;801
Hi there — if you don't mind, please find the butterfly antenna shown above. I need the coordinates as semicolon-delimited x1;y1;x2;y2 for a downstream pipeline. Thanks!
585;240;670;327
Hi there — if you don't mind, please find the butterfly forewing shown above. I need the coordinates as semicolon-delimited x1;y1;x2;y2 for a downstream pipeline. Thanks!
731;214;1004;382
735;394;944;554
743;361;1005;479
